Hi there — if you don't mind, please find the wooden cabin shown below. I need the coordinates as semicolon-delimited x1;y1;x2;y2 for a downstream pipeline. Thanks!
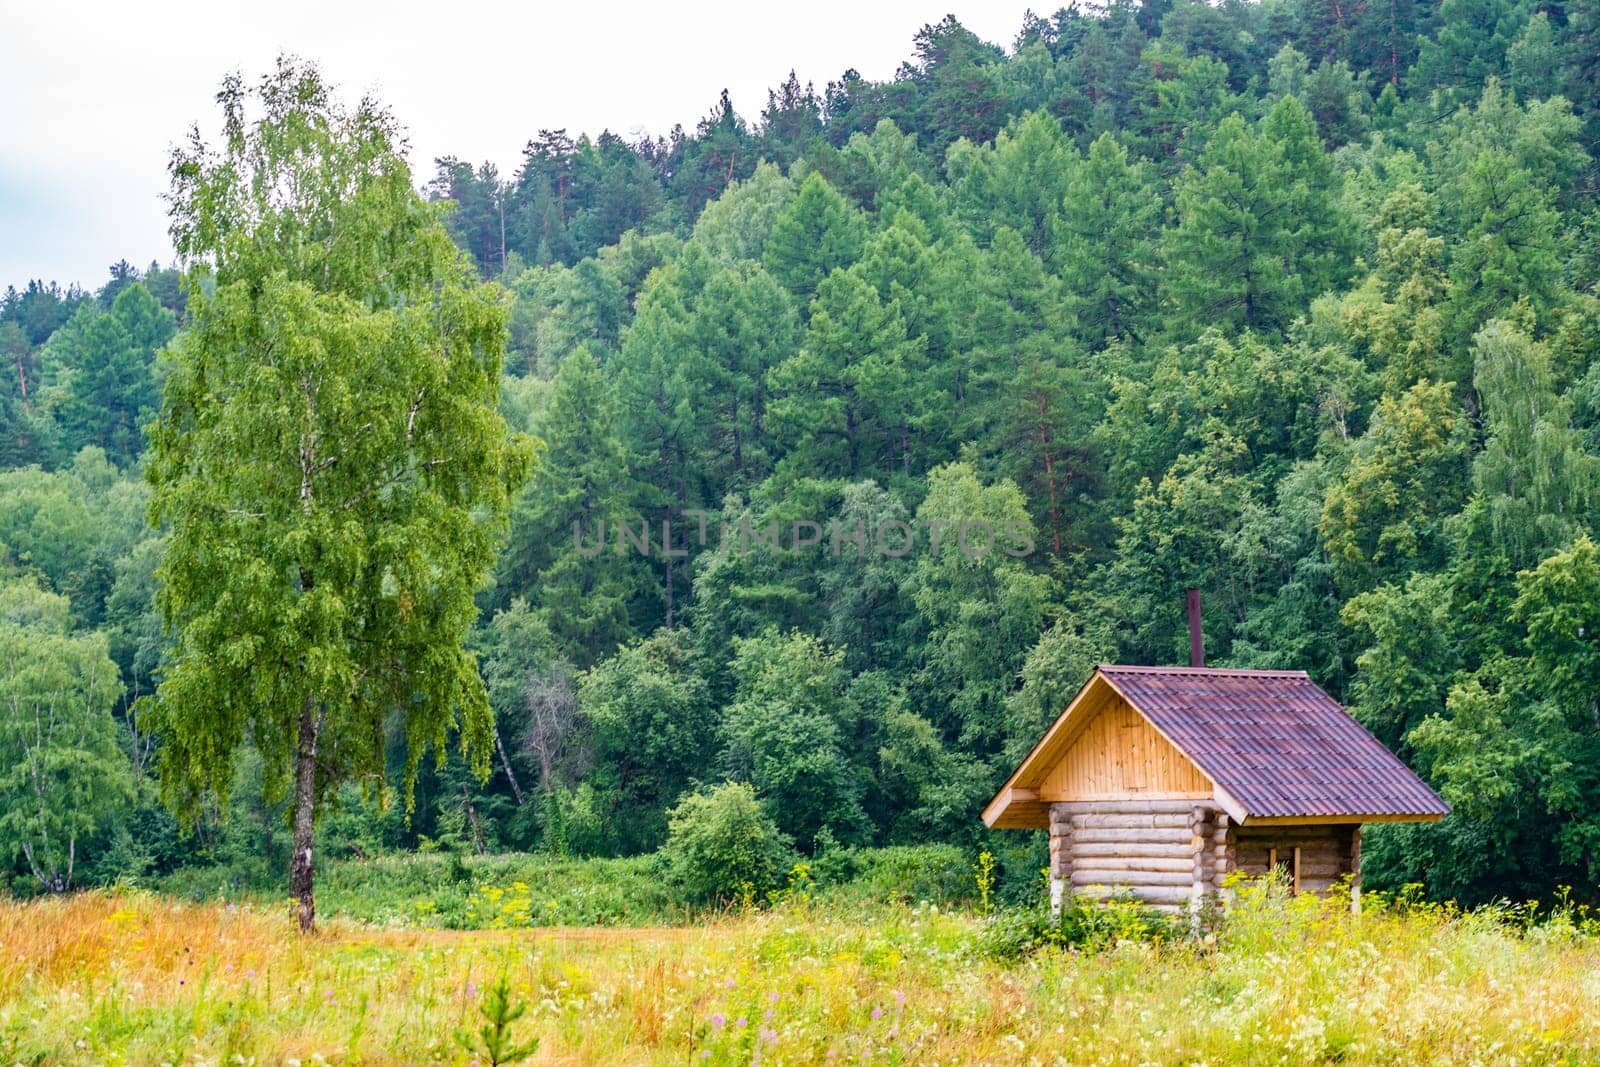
983;663;1449;914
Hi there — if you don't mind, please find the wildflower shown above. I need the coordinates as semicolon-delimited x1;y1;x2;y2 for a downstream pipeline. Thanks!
710;1013;725;1029
761;1028;777;1043
465;981;478;998
769;990;779;1003
736;1016;748;1027
894;989;905;1006
724;977;736;988
871;1007;882;1021
700;1053;711;1061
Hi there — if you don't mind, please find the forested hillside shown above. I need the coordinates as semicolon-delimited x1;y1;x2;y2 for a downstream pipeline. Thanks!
4;0;1600;905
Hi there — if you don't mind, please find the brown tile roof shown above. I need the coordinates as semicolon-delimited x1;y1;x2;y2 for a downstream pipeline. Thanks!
1097;665;1450;820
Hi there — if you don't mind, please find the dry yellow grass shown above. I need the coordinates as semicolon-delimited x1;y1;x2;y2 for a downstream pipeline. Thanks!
1;888;1598;1065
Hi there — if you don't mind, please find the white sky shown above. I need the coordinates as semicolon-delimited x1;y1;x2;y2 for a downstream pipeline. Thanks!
0;0;1041;293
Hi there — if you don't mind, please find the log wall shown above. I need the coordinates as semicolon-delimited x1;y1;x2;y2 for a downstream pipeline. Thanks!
1049;799;1218;913
1048;801;1361;911
1232;823;1357;894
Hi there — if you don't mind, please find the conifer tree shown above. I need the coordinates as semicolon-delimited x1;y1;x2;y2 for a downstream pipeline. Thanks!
1054;132;1161;348
762;173;867;306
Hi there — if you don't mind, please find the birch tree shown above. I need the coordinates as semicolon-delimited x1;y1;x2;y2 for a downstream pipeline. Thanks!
147;59;530;931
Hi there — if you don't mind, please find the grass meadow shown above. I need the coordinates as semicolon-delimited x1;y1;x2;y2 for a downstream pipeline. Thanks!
2;875;1599;1066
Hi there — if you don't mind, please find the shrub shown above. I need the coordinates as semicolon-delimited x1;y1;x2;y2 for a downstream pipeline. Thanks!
662;782;794;906
978;894;1187;959
809;843;976;907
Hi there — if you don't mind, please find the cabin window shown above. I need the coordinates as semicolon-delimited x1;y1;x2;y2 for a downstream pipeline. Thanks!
1267;847;1301;893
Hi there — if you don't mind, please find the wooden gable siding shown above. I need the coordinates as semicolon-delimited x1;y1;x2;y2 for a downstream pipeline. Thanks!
1039;695;1212;801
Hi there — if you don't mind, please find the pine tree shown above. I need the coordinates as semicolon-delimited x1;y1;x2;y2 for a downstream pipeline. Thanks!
762;173;868;306
950;109;1074;254
48;284;174;466
768;269;918;480
971;228;1087;558
1410;0;1529;108
611;248;715;626
1163;99;1351;338
853;213;955;471
1054;132;1161;348
691;262;799;491
497;350;647;664
1164;113;1302;335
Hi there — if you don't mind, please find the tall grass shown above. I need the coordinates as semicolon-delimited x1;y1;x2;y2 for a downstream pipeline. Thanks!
151;843;979;928
0;884;1596;1064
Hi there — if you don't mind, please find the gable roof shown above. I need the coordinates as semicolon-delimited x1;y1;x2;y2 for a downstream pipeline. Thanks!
983;665;1450;829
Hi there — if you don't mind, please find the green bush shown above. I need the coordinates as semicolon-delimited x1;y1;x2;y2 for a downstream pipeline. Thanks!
324;852;675;927
978;895;1188;960
661;782;794;906
810;844;977;907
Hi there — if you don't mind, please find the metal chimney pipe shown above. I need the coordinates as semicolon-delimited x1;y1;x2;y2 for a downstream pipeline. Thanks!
1186;588;1204;668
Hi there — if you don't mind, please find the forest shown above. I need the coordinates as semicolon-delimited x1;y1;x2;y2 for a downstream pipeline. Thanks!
4;0;1600;912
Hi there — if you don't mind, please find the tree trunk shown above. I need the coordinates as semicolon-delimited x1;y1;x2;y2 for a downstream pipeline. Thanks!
461;783;489;855
494;722;526;806
291;693;321;934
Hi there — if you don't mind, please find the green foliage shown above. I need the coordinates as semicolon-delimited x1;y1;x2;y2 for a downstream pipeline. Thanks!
762;173;866;304
42;283;173;466
494;348;638;663
0;569;131;891
10;5;1600;909
768;267;920;480
1007;619;1113;764
1321;380;1471;592
455;972;540;1066
907;462;1055;754
578;628;716;853
973;849;996;914
1054;133;1160;348
146;60;529;927
978;896;1186;960
662;781;795;906
721;630;866;848
0;449;151;626
1164;100;1353;337
1467;320;1600;569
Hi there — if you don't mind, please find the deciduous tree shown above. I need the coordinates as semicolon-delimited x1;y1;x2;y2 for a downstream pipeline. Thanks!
148;60;529;930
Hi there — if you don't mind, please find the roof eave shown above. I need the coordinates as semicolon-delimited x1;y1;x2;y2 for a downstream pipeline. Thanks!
1238;810;1449;826
980;787;1041;828
980;670;1111;826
